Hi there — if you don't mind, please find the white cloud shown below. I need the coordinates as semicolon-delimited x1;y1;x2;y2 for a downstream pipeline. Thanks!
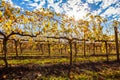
28;3;38;7
93;9;101;15
86;0;120;21
61;0;90;20
34;0;39;2
100;6;120;21
48;3;62;13
118;18;120;21
46;0;63;13
100;0;118;9
101;7;120;17
48;0;54;4
36;0;45;9
86;0;102;3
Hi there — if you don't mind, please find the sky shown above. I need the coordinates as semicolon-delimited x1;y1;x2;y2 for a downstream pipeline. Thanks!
3;0;120;21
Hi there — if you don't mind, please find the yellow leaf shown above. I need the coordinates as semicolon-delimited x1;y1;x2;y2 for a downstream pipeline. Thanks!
43;27;46;32
34;32;39;35
6;31;10;35
29;17;34;21
0;11;2;17
68;49;70;52
12;35;17;38
47;21;50;28
26;11;30;15
5;8;11;17
10;15;15;20
7;25;11;29
6;20;12;29
29;38;33;42
20;15;24;18
2;1;5;6
24;17;29;23
19;29;22;33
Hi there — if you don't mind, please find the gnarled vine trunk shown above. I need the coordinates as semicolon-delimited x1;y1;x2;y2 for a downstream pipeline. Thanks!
3;38;8;68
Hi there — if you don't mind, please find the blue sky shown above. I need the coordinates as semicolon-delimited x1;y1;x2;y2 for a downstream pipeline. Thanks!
3;0;120;21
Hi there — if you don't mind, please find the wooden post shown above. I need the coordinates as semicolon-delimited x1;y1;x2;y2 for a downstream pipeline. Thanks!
68;40;73;79
69;40;73;66
93;42;95;55
105;41;109;61
0;41;2;53
48;43;51;56
60;47;63;54
14;40;18;57
19;42;23;54
114;26;119;62
65;44;67;54
84;39;86;56
40;44;44;55
74;42;77;57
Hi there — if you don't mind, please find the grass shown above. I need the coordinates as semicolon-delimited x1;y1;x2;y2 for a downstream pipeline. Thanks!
0;53;117;65
0;51;119;79
0;58;69;66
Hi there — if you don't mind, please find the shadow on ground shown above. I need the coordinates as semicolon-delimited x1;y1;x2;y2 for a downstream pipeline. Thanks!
0;60;120;79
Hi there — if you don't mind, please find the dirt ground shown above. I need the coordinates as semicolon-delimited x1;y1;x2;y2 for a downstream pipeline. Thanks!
0;61;120;80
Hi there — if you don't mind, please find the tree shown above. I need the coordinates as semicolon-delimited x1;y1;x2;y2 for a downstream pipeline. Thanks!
0;1;40;67
86;14;107;40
